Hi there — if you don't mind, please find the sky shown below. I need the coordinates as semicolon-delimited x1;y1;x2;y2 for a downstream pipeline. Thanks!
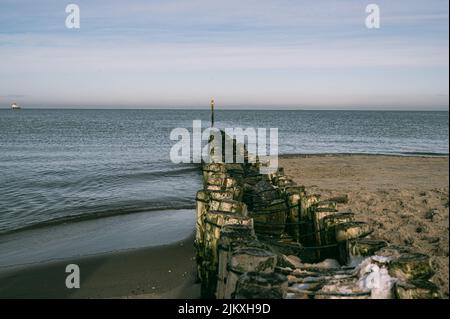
0;0;448;109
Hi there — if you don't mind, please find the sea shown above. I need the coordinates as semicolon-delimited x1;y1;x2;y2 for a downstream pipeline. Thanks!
0;109;448;267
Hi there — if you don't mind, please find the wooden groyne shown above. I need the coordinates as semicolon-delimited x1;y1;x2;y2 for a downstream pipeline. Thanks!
195;132;441;299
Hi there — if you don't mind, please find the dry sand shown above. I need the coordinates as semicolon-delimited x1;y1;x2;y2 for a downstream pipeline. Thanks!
280;154;449;297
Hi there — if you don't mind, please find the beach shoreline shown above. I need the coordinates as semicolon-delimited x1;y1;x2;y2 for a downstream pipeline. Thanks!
280;152;449;158
0;234;200;299
0;154;448;298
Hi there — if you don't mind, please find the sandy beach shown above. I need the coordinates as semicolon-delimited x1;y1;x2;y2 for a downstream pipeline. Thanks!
280;154;449;297
0;234;199;299
0;154;448;299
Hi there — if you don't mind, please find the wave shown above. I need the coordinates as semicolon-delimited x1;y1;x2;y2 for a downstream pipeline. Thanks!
279;151;449;157
396;151;449;157
35;164;200;184
0;165;201;203
0;202;196;237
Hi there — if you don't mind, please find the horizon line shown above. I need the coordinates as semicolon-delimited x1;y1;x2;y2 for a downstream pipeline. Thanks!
1;107;448;112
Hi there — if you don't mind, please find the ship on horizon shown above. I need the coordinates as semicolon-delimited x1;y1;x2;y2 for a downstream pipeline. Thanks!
11;102;21;110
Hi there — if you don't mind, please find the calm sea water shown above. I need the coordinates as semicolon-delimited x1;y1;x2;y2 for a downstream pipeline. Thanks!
0;109;448;265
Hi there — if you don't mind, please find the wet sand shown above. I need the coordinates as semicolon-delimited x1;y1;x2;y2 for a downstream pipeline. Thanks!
0;234;199;299
280;154;449;297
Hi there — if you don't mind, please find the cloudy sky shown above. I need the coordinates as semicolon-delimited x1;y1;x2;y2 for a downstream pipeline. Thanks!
0;0;448;109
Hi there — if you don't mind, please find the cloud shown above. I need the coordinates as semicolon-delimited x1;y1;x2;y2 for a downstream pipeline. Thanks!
0;94;27;98
0;37;447;75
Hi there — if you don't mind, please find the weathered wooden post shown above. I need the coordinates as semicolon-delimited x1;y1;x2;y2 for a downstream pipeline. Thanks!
211;98;215;127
